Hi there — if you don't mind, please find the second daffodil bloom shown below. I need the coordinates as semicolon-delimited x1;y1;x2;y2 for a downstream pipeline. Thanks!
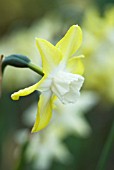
11;25;85;132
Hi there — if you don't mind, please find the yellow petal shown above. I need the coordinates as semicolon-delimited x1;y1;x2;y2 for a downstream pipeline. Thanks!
56;25;82;60
36;38;62;75
73;54;85;59
66;55;84;75
11;75;48;100
31;91;53;132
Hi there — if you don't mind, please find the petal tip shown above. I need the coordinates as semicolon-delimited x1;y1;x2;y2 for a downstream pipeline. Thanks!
72;24;80;29
73;24;82;32
31;127;37;133
35;38;43;45
31;125;40;133
35;37;38;41
11;93;19;100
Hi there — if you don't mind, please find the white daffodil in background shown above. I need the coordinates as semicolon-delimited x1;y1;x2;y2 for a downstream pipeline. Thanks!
16;91;98;170
11;25;84;132
81;7;114;103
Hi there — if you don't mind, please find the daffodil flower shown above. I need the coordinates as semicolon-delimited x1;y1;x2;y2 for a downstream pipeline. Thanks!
11;25;84;132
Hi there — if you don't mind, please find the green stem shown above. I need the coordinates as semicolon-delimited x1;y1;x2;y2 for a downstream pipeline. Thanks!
0;55;4;97
96;120;114;170
15;141;29;170
28;62;44;76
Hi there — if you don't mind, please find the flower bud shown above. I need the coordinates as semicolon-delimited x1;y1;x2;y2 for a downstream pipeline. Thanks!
2;54;31;73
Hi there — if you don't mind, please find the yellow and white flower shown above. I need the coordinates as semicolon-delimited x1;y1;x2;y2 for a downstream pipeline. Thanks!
11;25;84;132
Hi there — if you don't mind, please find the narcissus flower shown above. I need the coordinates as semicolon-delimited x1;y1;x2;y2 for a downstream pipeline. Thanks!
11;25;84;132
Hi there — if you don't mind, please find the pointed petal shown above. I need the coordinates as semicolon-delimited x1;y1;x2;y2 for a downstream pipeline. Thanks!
36;38;62;75
11;75;48;100
56;25;82;60
32;91;53;132
66;55;84;75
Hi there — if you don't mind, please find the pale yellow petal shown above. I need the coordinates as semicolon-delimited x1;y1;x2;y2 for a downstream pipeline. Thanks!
56;25;82;60
36;38;62;75
66;56;84;75
73;54;85;59
32;91;53;132
11;75;48;100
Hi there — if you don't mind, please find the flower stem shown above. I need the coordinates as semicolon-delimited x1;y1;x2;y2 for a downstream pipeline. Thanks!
96;120;114;170
28;62;44;76
0;55;4;97
14;141;29;170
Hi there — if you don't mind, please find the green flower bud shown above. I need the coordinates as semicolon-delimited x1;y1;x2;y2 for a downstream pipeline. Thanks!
2;54;31;73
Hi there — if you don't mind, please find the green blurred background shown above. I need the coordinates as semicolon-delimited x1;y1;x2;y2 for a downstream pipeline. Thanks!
1;0;114;170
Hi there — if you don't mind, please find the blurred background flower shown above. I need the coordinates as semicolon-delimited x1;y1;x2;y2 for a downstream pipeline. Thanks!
15;91;98;170
0;0;114;170
81;6;114;103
